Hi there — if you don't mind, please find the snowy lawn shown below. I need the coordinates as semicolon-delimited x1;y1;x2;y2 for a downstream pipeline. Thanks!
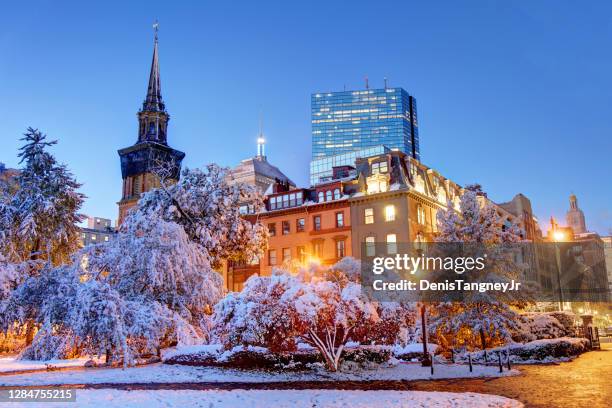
3;389;523;407
0;356;97;373
0;361;518;386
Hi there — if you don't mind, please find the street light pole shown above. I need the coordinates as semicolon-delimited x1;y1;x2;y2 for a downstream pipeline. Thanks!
421;303;431;367
554;241;564;311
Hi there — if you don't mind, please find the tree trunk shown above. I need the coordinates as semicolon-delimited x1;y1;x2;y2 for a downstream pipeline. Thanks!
479;327;487;350
105;349;112;365
24;321;35;346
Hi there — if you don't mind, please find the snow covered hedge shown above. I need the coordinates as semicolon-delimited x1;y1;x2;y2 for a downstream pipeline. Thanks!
512;312;576;343
163;344;391;371
464;337;589;364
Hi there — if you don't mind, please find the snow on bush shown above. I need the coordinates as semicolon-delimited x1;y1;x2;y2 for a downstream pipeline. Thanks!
512;313;567;342
463;337;589;363
213;258;413;371
392;343;438;361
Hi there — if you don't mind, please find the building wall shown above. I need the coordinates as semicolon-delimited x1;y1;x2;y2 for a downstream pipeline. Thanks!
260;200;352;276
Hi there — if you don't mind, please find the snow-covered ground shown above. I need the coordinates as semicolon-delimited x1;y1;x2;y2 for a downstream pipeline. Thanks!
0;356;96;373
3;389;523;408
0;360;518;386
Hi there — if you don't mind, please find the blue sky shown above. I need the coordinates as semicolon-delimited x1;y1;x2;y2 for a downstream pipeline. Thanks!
1;1;611;234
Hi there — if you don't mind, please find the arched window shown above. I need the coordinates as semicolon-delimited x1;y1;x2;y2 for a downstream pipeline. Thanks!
333;188;341;200
318;191;324;202
326;190;332;201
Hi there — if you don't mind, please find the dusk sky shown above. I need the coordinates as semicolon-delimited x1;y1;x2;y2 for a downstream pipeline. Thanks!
0;0;610;234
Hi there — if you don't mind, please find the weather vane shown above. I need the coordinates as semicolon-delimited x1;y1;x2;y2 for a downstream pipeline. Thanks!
153;19;159;41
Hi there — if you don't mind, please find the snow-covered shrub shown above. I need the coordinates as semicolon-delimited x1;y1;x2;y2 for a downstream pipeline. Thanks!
19;326;79;360
464;337;589;363
392;343;439;361
546;311;576;335
213;258;409;371
512;313;567;342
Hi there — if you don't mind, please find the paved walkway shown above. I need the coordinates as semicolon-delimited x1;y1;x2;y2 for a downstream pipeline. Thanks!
408;346;612;408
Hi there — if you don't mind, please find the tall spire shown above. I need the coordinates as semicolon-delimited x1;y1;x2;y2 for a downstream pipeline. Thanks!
143;20;164;112
256;113;266;159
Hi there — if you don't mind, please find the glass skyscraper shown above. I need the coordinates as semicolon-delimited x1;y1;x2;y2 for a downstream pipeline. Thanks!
311;87;419;184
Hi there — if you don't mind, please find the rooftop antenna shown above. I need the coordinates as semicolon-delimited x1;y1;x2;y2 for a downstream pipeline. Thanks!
256;111;266;159
384;77;388;89
365;76;369;89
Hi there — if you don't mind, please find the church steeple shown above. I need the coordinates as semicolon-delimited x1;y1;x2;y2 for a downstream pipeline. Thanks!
118;22;185;225
138;21;169;144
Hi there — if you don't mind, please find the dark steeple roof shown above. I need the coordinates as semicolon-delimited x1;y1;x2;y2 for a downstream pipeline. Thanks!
143;26;165;112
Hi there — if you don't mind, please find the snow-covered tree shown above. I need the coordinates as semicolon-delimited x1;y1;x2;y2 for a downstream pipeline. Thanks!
0;128;84;265
430;189;527;351
0;128;84;347
213;258;413;371
137;164;267;269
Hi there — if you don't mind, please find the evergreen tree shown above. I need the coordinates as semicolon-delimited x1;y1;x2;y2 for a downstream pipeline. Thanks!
431;189;527;351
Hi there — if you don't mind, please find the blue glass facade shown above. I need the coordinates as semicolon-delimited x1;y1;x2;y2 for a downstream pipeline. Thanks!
310;145;390;185
311;87;419;167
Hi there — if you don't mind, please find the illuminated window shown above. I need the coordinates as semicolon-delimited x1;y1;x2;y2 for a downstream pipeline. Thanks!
104;236;109;242
313;241;323;257
385;205;396;222
91;235;96;241
365;236;376;257
268;249;277;266
386;234;397;254
365;208;374;224
282;220;290;235
297;246;306;263
268;223;276;237
296;218;305;232
417;205;426;225
282;248;291;262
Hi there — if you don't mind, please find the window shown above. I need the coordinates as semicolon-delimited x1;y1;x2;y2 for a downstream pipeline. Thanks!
372;161;388;175
282;220;290;235
268;249;277;265
385;205;396;222
365;236;376;257
282;248;291;262
239;205;248;215
333;188;341;200
336;240;345;259
386;234;397;255
91;235;96;241
318;191;324;202
336;212;344;228
417;205;426;225
268;223;276;237
296;218;305;232
313;215;321;231
297;246;306;263
270;197;277;210
365;208;374;224
313;241;323;257
326;190;332;201
289;193;296;207
104;236;109;242
283;195;289;208
296;192;303;205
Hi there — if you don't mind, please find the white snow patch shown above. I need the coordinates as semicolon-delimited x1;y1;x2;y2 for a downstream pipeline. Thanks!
3;389;523;408
0;361;519;387
0;357;96;373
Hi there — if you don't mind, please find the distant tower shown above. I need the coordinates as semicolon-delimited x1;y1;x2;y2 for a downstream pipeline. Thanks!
117;23;185;225
256;116;266;159
566;194;587;234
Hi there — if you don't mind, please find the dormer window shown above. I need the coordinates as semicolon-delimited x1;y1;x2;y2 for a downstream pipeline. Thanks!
318;191;324;202
333;188;341;200
371;161;388;175
326;190;332;201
